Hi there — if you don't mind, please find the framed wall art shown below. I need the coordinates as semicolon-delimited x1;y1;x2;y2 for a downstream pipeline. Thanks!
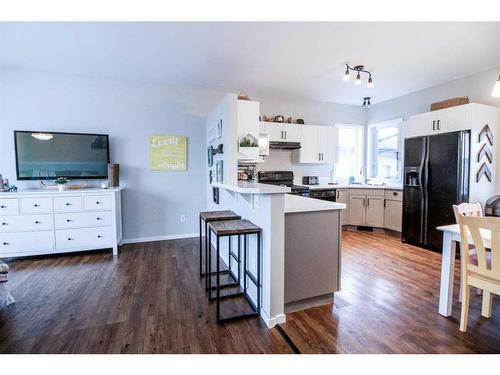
150;135;187;171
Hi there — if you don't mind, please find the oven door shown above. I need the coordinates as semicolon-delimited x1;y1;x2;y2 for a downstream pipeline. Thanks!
309;189;336;201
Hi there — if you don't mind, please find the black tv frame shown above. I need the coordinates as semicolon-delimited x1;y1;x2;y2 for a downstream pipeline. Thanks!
14;130;110;180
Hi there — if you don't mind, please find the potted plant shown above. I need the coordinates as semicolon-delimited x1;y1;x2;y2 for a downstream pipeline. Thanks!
54;177;69;192
239;134;260;160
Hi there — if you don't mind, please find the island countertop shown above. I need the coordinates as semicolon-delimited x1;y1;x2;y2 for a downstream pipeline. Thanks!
285;194;346;213
213;181;291;194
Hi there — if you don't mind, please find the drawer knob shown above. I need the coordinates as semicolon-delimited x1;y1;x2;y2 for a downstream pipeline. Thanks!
65;203;71;206
97;217;102;221
96;201;101;205
67;238;73;241
35;221;41;224
0;205;6;208
2;242;8;245
393;192;398;196
66;219;72;222
97;235;102;238
1;222;7;226
34;204;40;207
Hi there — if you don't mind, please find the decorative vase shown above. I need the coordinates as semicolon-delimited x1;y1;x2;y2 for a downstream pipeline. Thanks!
57;184;66;192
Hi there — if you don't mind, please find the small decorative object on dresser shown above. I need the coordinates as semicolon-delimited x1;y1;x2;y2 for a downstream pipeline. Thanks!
237;92;250;100
207;146;214;167
0;260;15;309
274;115;285;123
286;117;293;123
54;177;69;192
107;163;120;187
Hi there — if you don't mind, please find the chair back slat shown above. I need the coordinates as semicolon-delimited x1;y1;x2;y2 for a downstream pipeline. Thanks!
459;216;500;275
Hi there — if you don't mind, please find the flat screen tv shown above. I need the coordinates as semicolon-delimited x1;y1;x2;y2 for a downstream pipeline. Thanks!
14;131;110;180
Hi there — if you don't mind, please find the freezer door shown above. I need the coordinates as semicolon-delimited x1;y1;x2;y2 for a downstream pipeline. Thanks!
402;136;426;246
425;131;470;251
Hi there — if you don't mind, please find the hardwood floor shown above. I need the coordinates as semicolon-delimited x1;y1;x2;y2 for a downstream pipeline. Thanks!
281;230;500;353
0;230;499;353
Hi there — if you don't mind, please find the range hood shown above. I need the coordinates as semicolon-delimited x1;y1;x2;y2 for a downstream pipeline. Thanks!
269;141;301;150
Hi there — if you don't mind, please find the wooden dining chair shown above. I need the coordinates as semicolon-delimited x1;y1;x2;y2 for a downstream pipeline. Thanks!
457;215;500;332
453;203;485;300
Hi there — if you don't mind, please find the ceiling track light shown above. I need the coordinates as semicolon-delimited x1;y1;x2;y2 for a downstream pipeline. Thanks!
362;97;371;108
343;64;374;88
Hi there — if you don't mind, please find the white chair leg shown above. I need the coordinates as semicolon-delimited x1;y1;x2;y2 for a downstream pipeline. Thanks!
481;291;492;318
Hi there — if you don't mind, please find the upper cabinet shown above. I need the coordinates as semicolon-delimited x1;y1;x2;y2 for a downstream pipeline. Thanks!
260;122;301;143
406;104;470;138
237;100;260;140
292;125;336;164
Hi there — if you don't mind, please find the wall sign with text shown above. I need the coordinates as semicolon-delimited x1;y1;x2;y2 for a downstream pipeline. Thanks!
150;135;188;171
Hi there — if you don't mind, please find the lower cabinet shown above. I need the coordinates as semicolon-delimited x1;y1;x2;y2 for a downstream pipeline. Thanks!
336;189;349;225
383;189;403;231
347;189;388;229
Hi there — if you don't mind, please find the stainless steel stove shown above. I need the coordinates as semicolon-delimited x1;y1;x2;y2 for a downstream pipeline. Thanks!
257;171;310;197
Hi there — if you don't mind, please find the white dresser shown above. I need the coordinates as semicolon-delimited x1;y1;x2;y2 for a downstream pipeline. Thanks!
0;188;122;257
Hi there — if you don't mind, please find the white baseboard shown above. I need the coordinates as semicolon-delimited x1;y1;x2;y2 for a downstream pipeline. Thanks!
122;232;198;245
260;309;286;328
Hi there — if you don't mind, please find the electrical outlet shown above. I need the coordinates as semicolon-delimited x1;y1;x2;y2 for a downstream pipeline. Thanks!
180;215;186;223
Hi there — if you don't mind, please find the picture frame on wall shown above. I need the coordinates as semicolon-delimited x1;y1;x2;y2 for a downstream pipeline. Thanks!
215;160;223;182
207;146;214;167
216;119;222;138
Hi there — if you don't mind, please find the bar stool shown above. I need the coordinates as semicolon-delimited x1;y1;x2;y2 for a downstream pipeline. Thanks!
207;219;261;324
199;211;241;290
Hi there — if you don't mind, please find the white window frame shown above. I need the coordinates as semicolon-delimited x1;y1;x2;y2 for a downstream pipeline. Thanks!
367;118;403;183
334;123;365;182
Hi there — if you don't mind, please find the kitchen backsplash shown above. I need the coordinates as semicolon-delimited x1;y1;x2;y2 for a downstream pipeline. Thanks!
255;149;334;181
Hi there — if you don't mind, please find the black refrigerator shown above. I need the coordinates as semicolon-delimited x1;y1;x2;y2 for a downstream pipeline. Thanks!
402;130;470;251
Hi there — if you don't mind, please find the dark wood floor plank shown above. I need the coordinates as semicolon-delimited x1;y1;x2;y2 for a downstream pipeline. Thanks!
1;230;498;353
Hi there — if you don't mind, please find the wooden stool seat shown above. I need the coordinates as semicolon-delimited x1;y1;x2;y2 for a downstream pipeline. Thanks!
199;210;241;222
208;219;261;236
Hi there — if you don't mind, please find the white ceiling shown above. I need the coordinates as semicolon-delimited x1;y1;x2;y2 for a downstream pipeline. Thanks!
1;22;500;105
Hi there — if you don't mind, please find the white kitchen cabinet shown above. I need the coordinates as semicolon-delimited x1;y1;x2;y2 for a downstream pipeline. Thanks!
406;103;470;138
259;122;301;143
336;189;349;225
238;100;260;139
292;125;335;164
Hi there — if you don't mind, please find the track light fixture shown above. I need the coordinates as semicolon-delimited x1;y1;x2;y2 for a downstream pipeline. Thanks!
343;64;374;88
362;97;371;108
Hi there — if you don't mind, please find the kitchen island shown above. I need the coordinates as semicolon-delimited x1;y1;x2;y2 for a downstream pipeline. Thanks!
284;194;345;311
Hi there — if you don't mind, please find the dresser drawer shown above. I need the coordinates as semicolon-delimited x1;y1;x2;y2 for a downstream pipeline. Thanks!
83;195;112;211
0;231;54;255
0;214;54;233
20;197;53;214
55;227;114;252
0;198;19;215
54;196;83;212
55;211;112;230
384;189;403;201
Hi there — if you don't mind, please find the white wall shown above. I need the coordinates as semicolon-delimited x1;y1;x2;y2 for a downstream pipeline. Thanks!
0;68;363;241
0;69;222;241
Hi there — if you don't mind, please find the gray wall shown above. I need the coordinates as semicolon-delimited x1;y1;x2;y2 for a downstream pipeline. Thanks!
0;68;362;241
368;66;500;123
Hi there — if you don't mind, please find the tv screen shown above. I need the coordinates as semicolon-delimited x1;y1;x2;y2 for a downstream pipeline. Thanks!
14;131;110;180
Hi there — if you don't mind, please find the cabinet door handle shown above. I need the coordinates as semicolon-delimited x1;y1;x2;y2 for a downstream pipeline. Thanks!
284;131;287;139
280;131;283;139
432;120;436;130
437;120;440;130
384;198;386;208
367;198;370;208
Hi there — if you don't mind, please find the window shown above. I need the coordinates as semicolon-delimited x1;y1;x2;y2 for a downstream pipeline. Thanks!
334;124;364;180
367;119;403;182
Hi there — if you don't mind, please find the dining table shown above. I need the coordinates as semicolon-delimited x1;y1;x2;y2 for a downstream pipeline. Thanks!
436;223;491;317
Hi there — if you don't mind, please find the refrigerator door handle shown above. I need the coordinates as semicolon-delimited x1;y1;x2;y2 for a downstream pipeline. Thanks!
417;138;427;244
422;137;430;244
